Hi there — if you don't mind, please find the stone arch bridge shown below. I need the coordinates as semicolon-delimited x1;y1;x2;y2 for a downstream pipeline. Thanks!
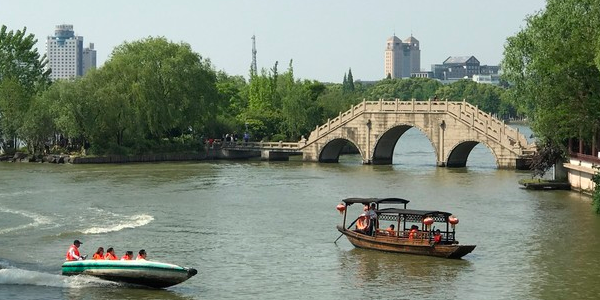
223;99;536;169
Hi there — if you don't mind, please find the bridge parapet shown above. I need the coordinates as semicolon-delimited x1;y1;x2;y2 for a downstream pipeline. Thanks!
221;141;300;152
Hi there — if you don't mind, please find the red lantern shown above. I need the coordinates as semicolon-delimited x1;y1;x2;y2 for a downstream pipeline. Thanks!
336;203;346;214
448;215;459;225
423;217;434;225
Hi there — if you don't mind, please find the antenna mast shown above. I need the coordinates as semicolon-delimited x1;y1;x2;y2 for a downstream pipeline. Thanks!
251;35;257;75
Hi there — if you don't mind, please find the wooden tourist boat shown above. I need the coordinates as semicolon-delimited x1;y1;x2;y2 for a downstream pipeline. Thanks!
336;197;475;259
62;260;198;288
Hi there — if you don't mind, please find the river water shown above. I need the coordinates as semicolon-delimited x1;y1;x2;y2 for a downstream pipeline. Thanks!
1;126;599;300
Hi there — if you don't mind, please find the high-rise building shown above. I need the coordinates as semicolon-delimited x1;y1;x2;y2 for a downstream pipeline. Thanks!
82;43;97;75
46;25;95;80
384;35;421;79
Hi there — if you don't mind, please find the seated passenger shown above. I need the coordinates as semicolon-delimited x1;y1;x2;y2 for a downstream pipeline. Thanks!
386;224;396;236
355;215;369;234
105;247;118;260
92;247;105;260
433;229;442;244
121;251;133;260
408;225;419;240
136;249;147;260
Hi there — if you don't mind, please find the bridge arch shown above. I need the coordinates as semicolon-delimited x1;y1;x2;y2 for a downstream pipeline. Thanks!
445;139;498;168
372;124;438;165
318;137;362;163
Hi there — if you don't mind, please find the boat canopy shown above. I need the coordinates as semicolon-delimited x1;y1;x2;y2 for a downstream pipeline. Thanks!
376;208;452;223
342;197;410;206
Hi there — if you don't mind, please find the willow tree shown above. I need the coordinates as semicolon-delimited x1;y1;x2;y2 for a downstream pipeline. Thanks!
0;25;50;140
102;37;219;145
502;0;600;147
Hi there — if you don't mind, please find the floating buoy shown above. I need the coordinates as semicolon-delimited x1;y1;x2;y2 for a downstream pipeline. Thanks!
336;203;346;214
423;217;434;225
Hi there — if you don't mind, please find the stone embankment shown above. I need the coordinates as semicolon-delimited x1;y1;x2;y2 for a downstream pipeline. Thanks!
0;148;260;164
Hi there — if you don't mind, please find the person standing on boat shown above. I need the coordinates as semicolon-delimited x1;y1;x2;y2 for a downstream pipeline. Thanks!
136;249;147;260
66;240;84;261
366;203;378;236
121;251;133;260
105;247;118;260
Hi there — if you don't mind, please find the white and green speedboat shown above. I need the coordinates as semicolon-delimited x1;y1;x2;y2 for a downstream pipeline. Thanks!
62;260;198;288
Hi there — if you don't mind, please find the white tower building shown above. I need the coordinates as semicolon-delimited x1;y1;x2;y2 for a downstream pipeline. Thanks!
46;25;95;80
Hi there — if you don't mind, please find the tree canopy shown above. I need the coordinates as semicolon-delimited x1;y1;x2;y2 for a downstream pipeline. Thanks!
502;0;600;146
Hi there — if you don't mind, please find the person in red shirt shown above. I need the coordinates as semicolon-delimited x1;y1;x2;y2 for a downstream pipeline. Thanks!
66;240;84;261
433;229;443;244
104;247;118;260
92;247;105;260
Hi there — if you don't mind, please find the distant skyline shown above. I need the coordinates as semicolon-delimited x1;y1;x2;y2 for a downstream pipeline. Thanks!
0;0;546;83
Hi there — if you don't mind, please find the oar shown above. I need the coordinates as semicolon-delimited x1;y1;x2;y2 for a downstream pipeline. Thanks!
334;217;359;244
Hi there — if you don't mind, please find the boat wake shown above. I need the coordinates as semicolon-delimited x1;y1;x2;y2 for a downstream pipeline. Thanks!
81;212;154;235
0;207;53;235
0;264;120;288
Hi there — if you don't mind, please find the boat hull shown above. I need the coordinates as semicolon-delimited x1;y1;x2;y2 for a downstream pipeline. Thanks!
337;225;475;259
62;260;197;288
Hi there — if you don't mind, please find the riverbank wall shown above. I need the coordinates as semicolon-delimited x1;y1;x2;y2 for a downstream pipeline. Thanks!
0;148;261;164
561;157;598;195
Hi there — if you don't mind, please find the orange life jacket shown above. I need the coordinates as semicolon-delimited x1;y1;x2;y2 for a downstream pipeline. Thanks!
409;229;418;239
105;253;118;260
386;227;395;236
136;254;146;260
121;255;132;260
66;245;80;261
356;215;368;231
434;234;442;243
92;253;105;260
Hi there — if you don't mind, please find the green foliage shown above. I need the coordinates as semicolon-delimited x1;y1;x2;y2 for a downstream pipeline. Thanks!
502;0;600;145
342;68;355;93
0;25;50;95
592;167;600;214
529;139;566;178
0;25;50;140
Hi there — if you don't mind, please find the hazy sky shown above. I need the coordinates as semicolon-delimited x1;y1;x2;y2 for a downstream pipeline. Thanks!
1;0;546;83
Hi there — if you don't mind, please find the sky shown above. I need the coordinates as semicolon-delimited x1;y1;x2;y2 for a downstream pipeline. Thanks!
1;0;547;83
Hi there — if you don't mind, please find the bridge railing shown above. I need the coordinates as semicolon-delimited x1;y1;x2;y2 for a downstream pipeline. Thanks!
220;141;300;151
445;100;532;151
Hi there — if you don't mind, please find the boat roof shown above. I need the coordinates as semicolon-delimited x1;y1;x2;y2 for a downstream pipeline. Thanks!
342;197;410;205
376;208;452;217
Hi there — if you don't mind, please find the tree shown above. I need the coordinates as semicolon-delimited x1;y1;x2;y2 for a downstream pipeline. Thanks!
0;25;50;94
0;25;50;141
103;37;220;145
343;68;355;93
502;0;600;146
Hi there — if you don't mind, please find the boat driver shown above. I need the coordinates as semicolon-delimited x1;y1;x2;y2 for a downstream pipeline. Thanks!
66;239;85;261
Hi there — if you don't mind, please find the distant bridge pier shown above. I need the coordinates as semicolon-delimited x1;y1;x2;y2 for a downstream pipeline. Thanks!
261;151;290;161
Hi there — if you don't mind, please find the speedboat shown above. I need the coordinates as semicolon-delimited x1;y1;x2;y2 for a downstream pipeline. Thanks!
62;260;197;288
